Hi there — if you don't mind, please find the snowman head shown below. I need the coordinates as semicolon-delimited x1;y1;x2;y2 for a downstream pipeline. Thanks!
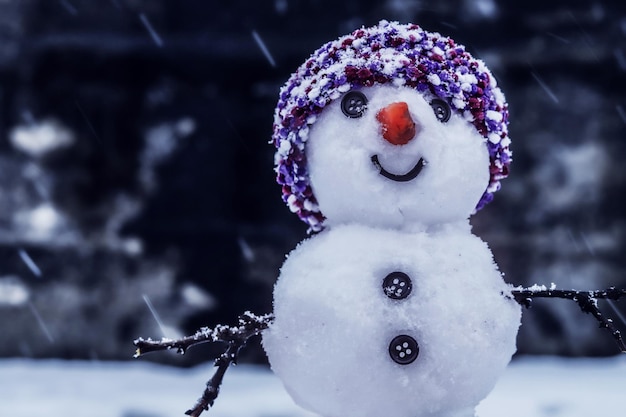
272;20;511;232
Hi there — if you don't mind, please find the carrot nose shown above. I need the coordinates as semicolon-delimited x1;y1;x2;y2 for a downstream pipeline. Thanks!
376;102;418;146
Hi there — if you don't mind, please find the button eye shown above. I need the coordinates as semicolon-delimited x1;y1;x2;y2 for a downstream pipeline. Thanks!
430;98;451;123
382;272;412;300
341;91;368;118
388;335;419;365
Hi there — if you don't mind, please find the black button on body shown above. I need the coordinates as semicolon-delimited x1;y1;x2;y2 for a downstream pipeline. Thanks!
382;271;412;300
389;335;419;365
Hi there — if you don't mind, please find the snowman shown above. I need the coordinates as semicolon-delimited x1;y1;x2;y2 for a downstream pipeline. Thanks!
262;21;522;417
132;19;626;417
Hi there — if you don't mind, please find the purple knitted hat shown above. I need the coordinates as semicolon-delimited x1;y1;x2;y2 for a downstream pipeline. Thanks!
272;20;511;232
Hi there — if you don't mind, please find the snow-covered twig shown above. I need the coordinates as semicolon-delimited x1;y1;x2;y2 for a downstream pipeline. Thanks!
511;286;626;352
134;311;274;417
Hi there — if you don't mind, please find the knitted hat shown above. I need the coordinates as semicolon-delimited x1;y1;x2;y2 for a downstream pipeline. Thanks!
272;20;511;232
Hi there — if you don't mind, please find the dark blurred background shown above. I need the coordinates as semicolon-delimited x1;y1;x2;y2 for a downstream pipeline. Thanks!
0;0;625;365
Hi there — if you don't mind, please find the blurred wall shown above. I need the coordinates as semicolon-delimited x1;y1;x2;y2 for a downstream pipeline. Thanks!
0;0;625;363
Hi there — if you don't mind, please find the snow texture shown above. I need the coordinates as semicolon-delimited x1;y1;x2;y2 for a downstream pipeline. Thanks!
263;224;521;417
0;357;624;417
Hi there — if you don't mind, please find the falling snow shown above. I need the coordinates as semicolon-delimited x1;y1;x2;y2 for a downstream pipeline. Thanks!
59;0;78;16
530;71;559;104
18;249;42;278
27;302;55;343
546;32;570;44
142;294;166;336
74;100;101;143
617;105;626;125
0;0;624;402
139;13;163;48
251;30;277;68
238;237;256;262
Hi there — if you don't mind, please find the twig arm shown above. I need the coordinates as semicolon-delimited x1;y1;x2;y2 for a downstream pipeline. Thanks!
133;311;274;357
510;286;626;352
184;342;239;417
133;311;274;417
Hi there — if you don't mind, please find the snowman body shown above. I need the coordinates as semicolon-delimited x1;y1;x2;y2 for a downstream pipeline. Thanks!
263;224;520;417
264;21;519;417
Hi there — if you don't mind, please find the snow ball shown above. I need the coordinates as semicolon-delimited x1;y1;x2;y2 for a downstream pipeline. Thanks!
305;85;490;229
264;225;521;417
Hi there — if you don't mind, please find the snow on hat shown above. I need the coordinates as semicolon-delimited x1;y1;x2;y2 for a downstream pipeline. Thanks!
272;20;511;232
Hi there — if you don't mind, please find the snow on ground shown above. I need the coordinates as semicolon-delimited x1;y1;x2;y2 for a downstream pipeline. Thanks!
0;355;624;417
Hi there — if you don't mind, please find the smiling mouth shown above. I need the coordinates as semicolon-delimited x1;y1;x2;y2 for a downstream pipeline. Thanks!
371;155;425;182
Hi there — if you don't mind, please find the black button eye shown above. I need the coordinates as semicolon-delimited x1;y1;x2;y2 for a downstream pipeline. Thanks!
341;91;368;118
430;98;451;123
382;272;412;300
388;335;419;365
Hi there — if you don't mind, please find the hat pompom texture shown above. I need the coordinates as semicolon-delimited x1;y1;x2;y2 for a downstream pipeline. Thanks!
272;20;511;232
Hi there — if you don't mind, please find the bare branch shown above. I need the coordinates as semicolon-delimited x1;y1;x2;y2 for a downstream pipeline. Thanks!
184;342;239;417
134;311;274;417
133;311;273;357
510;286;626;352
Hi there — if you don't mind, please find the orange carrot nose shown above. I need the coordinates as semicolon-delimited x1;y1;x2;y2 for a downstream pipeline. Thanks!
376;102;418;146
